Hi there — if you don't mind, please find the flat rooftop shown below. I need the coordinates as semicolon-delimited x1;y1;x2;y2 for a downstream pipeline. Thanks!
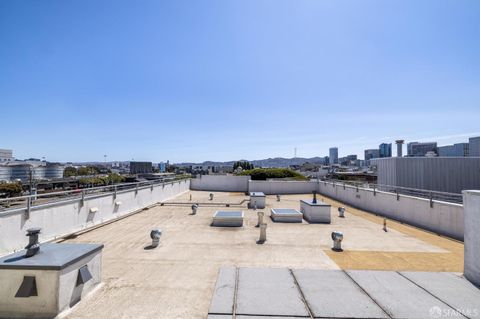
60;191;464;318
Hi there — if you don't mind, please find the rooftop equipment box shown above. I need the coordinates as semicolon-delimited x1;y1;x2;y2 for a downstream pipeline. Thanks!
249;192;266;209
0;243;103;318
300;200;331;223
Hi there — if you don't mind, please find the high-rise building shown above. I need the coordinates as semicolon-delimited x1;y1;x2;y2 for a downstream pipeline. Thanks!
339;154;357;166
0;149;13;163
364;149;380;161
158;162;166;172
469;136;480;157
407;142;437;157
329;147;338;165
130;161;153;174
379;143;392;158
395;140;404;157
438;143;469;157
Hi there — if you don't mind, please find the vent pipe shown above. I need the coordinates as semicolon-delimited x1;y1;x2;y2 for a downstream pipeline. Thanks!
331;231;343;251
25;228;41;258
150;229;162;248
256;211;264;227
191;204;198;215
258;223;267;244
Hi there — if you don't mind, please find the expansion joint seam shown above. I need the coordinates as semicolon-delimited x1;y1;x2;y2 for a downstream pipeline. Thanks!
289;268;314;319
233;267;239;318
396;272;468;319
342;270;393;319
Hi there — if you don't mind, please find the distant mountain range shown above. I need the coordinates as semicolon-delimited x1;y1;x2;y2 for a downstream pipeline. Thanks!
68;156;327;168
177;157;326;168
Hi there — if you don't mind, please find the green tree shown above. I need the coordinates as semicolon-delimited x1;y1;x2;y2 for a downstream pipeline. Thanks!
77;166;100;176
0;182;23;198
237;168;307;181
234;161;254;171
64;166;78;177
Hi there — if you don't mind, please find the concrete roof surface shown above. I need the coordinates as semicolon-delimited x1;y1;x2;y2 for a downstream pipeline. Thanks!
59;191;466;319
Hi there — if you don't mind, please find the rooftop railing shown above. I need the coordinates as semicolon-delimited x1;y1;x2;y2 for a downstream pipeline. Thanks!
0;176;190;213
323;178;463;204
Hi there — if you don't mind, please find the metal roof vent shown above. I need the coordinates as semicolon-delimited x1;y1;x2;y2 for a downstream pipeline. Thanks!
209;193;214;201
25;228;41;258
150;229;162;248
312;191;317;204
331;231;343;251
191;204;198;215
76;265;93;286
257;223;267;244
276;194;281;202
256;211;264;227
15;276;38;298
338;207;345;218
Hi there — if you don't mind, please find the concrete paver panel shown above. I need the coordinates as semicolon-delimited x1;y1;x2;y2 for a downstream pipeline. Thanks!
401;271;480;318
293;269;388;318
209;267;236;315
236;267;309;317
347;270;464;318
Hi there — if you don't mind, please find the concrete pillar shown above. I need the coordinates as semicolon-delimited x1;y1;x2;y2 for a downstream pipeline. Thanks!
463;190;480;287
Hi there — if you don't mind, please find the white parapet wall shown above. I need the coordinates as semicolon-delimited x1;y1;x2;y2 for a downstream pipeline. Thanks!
190;175;250;192
181;177;462;240
317;180;464;241
0;179;190;255
463;190;480;287
248;180;318;195
239;179;464;240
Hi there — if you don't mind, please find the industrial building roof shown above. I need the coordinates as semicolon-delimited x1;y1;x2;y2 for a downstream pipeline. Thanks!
58;191;466;318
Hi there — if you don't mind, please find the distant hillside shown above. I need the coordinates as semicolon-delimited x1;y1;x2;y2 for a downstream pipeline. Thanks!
177;157;326;168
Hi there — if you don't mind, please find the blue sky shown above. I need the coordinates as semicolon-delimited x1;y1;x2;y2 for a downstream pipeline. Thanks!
1;0;479;163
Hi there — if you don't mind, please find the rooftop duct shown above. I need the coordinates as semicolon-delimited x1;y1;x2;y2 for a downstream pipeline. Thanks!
25;228;41;258
150;229;162;248
331;231;343;251
256;211;264;227
191;204;198;215
258;223;267;244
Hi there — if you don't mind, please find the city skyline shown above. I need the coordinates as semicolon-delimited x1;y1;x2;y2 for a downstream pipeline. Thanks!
3;133;480;164
1;0;479;162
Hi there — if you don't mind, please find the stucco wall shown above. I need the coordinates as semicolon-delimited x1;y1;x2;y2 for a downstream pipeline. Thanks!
244;179;464;240
248;180;318;195
463;190;480;286
190;175;250;192
0;180;190;255
317;180;464;240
